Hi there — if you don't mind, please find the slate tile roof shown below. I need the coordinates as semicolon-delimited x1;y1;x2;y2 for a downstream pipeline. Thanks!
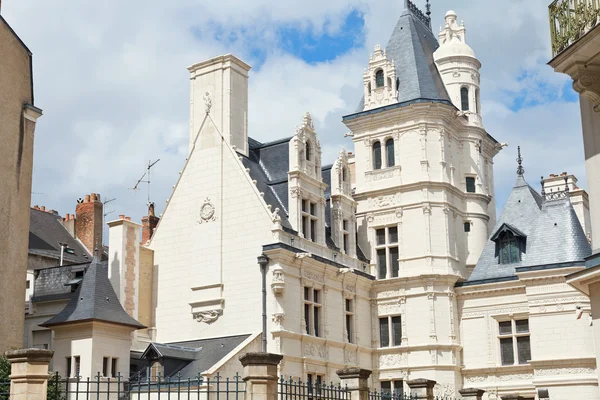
464;175;591;285
40;257;145;329
29;208;90;265
355;2;451;113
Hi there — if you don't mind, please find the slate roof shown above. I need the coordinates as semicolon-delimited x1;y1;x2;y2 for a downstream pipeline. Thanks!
40;258;145;329
140;334;251;378
241;138;369;262
464;174;591;284
29;208;90;265
31;263;88;303
354;2;451;113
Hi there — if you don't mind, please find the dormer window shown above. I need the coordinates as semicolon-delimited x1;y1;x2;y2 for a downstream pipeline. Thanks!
373;142;382;170
499;232;520;264
491;223;526;265
375;70;384;88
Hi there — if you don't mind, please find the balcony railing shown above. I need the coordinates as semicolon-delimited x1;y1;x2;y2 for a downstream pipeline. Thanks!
549;0;600;57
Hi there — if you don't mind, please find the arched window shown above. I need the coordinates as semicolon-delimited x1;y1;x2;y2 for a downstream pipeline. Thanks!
375;70;384;88
499;232;520;264
460;87;469;111
385;139;395;167
305;140;311;161
475;88;480;113
342;167;347;182
373;142;382;170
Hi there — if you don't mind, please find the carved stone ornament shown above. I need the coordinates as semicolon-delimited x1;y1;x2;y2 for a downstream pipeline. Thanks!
272;312;285;326
203;92;212;114
193;309;222;324
199;198;216;223
271;266;286;295
572;68;600;112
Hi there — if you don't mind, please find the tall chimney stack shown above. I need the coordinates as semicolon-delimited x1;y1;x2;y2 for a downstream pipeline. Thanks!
75;193;103;257
141;202;159;244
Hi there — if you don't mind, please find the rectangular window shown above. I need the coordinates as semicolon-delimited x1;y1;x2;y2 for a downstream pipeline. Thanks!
464;222;471;232
392;316;402;346
380;381;403;398
375;226;400;279
345;298;354;343
498;318;530;366
379;317;390;347
301;199;319;242
74;356;81;378
111;358;118;378
26;280;30;289
103;357;109;377
466;177;476;193
342;220;349;254
307;374;324;399
66;357;72;377
303;287;321;337
380;316;402;347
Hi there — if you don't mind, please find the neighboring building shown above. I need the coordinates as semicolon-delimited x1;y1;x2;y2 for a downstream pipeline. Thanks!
25;2;599;399
547;1;600;395
0;11;43;352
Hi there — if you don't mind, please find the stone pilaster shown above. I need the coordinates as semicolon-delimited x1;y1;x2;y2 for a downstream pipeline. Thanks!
407;379;435;400
337;368;371;400
240;352;283;400
459;388;485;400
5;348;54;400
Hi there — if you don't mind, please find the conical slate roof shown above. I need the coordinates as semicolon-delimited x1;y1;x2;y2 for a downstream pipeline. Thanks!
355;2;451;113
41;257;145;329
465;174;591;284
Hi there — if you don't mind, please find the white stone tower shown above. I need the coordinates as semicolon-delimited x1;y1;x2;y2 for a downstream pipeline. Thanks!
434;11;482;126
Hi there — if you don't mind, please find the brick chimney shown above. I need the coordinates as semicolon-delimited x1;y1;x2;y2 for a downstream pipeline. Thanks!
75;193;103;257
141;202;159;244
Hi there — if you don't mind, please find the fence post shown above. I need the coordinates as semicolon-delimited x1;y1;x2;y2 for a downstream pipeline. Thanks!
5;348;54;400
336;368;371;400
459;388;485;400
406;379;435;400
239;352;283;400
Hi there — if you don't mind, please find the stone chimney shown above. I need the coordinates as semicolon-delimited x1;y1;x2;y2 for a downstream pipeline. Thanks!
75;193;103;257
141;202;159;244
62;213;76;237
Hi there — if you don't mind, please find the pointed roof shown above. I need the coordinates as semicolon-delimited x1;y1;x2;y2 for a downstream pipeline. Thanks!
355;1;451;113
41;258;145;329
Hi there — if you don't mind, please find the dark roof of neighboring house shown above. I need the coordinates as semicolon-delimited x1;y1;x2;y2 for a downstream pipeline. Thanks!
40;258;145;329
241;138;369;262
354;2;451;113
140;334;251;378
29;208;90;265
462;173;591;285
31;262;88;303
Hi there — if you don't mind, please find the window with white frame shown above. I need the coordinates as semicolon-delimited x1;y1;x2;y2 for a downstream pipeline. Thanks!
380;380;404;398
345;298;354;343
304;287;322;337
342;220;350;254
74;356;81;377
498;318;531;365
379;315;402;347
302;199;318;242
111;358;118;378
375;227;399;279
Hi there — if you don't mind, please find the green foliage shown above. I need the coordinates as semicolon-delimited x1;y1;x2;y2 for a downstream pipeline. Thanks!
0;355;10;400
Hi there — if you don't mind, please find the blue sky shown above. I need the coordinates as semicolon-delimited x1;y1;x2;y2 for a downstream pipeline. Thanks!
1;0;586;238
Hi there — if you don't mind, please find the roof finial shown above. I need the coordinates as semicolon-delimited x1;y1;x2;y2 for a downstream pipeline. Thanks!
541;176;546;197
426;0;431;17
516;146;524;177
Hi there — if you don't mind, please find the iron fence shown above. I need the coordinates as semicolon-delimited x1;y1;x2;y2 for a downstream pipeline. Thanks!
368;389;417;400
278;377;349;400
20;372;247;400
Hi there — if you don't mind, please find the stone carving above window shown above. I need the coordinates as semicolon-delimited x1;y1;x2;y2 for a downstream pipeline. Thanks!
193;309;222;324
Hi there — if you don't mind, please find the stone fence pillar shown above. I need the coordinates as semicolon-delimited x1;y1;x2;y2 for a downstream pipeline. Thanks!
407;379;435;400
240;352;283;400
5;348;54;400
459;388;485;400
337;368;371;400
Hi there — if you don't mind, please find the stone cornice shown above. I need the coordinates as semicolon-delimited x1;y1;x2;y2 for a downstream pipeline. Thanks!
455;280;525;298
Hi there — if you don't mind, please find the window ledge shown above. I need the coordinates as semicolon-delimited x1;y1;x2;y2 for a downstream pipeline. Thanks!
365;166;401;182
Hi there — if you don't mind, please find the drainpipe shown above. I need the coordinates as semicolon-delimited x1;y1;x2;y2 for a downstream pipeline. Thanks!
257;254;269;353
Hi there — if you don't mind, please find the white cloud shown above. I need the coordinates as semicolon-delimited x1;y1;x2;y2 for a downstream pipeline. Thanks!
1;0;586;238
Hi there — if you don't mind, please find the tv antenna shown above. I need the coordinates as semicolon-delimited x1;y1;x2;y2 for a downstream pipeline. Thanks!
129;159;160;203
102;197;116;227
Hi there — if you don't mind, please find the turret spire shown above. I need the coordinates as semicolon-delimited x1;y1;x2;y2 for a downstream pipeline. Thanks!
426;0;431;17
517;146;524;177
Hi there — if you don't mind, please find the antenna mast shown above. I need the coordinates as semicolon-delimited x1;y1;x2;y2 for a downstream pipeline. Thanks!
129;159;161;204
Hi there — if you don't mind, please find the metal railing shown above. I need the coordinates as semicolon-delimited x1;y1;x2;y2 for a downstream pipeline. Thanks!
549;0;600;56
368;390;417;400
278;377;349;400
1;372;246;400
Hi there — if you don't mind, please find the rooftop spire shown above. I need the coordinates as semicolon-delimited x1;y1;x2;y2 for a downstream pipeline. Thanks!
517;146;524;177
426;0;431;17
